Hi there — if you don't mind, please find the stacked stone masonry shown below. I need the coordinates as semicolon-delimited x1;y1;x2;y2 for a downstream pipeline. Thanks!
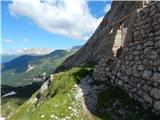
93;2;160;114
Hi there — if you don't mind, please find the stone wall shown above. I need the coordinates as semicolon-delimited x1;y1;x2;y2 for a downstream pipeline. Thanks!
55;1;138;72
93;1;160;114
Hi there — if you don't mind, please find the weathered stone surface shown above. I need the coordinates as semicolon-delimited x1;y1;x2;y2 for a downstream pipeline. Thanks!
152;72;160;82
136;44;142;50
146;51;158;59
143;41;154;47
155;41;160;48
153;101;160;110
155;30;160;36
143;47;152;54
117;80;123;86
143;93;152;104
158;66;160;72
137;65;144;71
150;88;160;99
143;70;152;80
40;82;48;93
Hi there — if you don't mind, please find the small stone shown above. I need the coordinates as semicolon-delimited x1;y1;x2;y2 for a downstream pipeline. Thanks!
154;82;158;87
123;76;129;83
155;36;160;41
40;80;50;94
143;47;152;54
143;59;150;65
152;60;160;66
137;65;144;71
143;41;154;48
138;90;143;96
143;93;152;104
150;88;160;99
155;41;160;48
158;66;160;72
133;51;139;55
143;85;150;93
146;51;158;59
152;72;160;82
131;88;137;92
117;80;123;86
136;44;142;50
153;101;160;110
133;70;140;77
137;83;141;89
143;70;152;80
155;30;160;36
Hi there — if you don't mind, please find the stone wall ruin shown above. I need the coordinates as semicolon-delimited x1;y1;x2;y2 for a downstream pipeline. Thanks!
93;1;160;113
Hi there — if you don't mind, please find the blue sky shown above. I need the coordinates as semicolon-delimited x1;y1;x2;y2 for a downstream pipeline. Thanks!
1;0;112;54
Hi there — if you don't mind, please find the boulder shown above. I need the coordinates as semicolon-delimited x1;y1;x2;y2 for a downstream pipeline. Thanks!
150;88;160;99
153;101;160;110
152;72;160;82
143;70;152;80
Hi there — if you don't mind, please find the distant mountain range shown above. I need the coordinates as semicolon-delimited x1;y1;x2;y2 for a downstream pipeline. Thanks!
1;48;53;63
1;47;82;63
15;48;53;56
1;46;81;86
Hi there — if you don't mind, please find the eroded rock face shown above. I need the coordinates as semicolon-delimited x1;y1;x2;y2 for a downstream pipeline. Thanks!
55;1;138;72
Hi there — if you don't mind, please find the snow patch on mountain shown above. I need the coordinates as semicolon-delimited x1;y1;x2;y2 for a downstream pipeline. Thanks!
2;48;53;56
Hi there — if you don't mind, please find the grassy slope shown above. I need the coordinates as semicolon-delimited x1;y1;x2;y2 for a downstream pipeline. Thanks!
1;98;27;118
8;68;94;120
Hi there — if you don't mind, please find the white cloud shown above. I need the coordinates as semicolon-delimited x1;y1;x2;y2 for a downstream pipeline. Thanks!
104;4;111;13
24;38;30;42
3;39;14;44
9;0;103;40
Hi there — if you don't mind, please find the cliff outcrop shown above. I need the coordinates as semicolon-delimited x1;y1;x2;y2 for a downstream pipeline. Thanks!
55;1;138;72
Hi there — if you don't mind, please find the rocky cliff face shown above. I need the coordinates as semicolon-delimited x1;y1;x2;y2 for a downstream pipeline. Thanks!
55;1;138;72
56;1;160;114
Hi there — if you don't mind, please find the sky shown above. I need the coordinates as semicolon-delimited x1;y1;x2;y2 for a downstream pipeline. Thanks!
1;0;112;54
